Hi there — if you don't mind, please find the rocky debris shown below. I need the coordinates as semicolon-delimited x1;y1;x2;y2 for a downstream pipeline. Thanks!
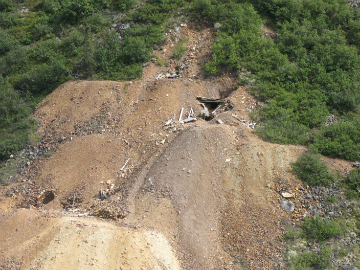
348;0;360;7
339;265;359;270
89;201;128;220
324;114;338;126
353;161;360;168
16;183;57;208
279;200;295;213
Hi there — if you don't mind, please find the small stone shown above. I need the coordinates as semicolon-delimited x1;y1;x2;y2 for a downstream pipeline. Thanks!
305;193;312;200
279;200;295;213
281;192;294;198
217;119;224;124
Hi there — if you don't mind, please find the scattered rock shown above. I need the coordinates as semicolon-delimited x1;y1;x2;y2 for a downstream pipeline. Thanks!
339;265;359;270
279;200;295;213
281;192;294;199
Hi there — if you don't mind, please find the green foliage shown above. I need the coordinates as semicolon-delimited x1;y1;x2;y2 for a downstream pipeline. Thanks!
342;169;360;198
310;115;360;161
257;110;309;145
0;0;15;12
302;216;343;242
1;45;28;76
290;246;332;270
0;0;188;160
14;57;68;96
172;39;187;59
291;152;336;186
0;12;21;28
0;85;35;160
0;29;18;56
200;0;360;160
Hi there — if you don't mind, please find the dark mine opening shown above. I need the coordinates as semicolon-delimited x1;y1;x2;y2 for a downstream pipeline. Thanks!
196;96;234;121
42;190;55;204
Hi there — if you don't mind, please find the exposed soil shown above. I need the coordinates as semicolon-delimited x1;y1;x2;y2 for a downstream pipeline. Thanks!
0;22;353;270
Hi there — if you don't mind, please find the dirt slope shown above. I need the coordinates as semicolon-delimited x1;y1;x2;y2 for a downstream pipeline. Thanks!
0;23;353;270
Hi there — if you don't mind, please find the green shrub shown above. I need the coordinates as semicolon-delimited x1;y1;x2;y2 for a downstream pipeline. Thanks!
29;38;58;63
302;216;343;242
0;85;35;160
112;0;136;11
291;152;336;186
342;169;360;198
257;110;309;145
14;58;68;96
0;12;21;29
310;116;360;161
172;40;186;60
0;30;18;56
86;12;111;32
0;0;15;12
290;245;332;270
37;0;61;14
2;45;29;76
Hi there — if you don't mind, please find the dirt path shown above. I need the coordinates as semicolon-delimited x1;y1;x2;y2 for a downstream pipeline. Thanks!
0;23;353;270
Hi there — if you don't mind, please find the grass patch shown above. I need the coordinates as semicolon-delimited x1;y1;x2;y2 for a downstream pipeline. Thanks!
172;38;187;60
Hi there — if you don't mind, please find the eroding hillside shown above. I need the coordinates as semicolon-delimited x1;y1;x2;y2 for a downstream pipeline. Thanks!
0;24;353;270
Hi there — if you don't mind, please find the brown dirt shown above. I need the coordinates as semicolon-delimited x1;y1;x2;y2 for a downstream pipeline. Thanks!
0;23;353;270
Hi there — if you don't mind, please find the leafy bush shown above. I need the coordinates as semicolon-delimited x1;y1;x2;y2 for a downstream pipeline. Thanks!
0;12;21;28
0;30;18;56
302;216;343;242
14;58;68;96
1;45;28;76
257;110;309;145
290;245;332;270
200;0;360;160
0;0;15;12
291;152;336;186
172;39;187;60
310;116;360;161
0;85;35;160
342;169;360;198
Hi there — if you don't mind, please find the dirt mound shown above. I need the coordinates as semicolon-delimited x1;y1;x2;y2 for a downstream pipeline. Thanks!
0;23;353;270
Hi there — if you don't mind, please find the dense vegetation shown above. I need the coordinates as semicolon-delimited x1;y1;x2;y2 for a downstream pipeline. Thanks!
0;0;189;160
196;0;360;161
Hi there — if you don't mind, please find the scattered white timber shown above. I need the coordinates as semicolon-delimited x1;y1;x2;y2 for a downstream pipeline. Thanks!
120;158;130;171
165;119;173;126
72;194;76;208
179;107;184;122
183;117;197;123
156;73;165;80
232;113;257;129
148;177;153;191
